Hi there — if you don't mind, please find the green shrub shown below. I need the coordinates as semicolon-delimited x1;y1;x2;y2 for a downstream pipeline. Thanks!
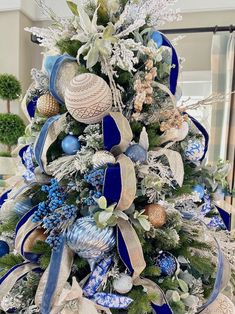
0;74;22;101
0;113;25;146
0;151;11;157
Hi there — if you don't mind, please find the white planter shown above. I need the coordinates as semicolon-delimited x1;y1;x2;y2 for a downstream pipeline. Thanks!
0;157;17;176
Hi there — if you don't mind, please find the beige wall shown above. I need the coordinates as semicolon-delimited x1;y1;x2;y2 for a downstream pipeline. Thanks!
0;9;235;114
0;10;34;116
162;10;235;71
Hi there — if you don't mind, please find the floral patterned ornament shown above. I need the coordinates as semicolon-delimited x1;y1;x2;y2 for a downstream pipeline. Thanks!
22;145;36;182
82;256;133;309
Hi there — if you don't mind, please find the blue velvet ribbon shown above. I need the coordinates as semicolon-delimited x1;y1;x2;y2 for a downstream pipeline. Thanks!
187;114;209;161
15;206;38;235
49;54;76;104
27;96;38;119
18;145;29;167
34;115;60;172
15;206;40;263
117;227;134;275
0;189;11;209
161;33;179;95
215;204;231;231
103;163;122;207
117;226;173;313
103;115;121;152
41;234;66;314
0;261;40;285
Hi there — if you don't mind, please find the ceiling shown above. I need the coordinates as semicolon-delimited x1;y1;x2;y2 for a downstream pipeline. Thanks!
0;0;235;21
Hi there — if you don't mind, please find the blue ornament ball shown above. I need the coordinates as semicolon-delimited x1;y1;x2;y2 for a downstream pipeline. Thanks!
151;31;163;48
14;198;32;217
184;139;204;163
193;184;205;199
155;251;178;277
43;55;60;76
125;144;147;164
0;240;10;257
61;135;81;155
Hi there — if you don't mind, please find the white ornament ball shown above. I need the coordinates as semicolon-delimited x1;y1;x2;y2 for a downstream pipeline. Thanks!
65;73;112;124
183;138;204;162
92;150;116;168
201;294;235;314
55;61;79;103
113;274;133;294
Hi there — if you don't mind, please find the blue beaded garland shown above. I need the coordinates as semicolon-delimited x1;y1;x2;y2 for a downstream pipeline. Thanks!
151;31;163;48
193;184;205;199
0;240;10;257
125;144;147;164
155;251;177;277
61;135;81;155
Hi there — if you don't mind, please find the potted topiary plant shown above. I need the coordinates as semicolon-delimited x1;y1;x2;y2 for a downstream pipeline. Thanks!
0;74;25;177
0;74;22;113
0;113;25;176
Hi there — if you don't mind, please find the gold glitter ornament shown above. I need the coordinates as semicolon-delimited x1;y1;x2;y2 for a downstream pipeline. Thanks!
37;94;60;117
144;204;167;228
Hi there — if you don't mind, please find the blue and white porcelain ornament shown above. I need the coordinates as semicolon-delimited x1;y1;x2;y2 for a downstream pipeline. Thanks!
66;217;116;269
155;251;178;277
183;138;205;163
14;198;32;217
192;184;205;199
151;31;163;48
113;273;133;294
125;144;147;164
61;134;81;155
0;240;10;257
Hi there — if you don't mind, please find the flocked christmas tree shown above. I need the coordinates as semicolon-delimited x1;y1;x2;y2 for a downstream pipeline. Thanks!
0;1;235;313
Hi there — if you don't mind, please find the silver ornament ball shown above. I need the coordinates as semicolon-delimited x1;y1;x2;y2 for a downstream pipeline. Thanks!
92;151;116;169
66;217;116;268
113;274;133;294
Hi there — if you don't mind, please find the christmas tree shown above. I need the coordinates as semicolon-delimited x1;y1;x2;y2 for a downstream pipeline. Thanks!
0;1;235;313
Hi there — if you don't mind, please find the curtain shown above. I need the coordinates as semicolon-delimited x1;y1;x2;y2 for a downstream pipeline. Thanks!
209;32;235;205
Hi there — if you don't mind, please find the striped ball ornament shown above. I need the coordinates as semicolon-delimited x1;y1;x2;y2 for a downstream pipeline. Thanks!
65;73;112;124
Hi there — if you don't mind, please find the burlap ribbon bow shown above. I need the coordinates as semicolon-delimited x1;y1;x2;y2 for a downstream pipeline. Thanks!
51;277;111;314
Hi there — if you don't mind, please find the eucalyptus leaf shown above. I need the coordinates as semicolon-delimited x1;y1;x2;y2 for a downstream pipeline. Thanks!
138;217;151;231
98;196;107;210
67;1;79;16
139;127;149;150
178;279;189;293
98;211;113;224
115;210;129;220
172;291;180;302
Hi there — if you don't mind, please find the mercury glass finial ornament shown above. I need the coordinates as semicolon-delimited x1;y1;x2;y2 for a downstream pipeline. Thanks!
66;217;116;270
